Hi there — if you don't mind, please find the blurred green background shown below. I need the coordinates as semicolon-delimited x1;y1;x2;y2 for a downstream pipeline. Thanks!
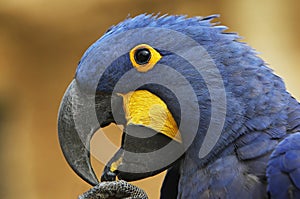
0;0;299;198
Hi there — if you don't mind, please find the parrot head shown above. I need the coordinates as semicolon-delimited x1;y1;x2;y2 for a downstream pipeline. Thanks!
58;14;246;185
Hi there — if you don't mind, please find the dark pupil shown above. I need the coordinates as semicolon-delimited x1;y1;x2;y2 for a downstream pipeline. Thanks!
134;48;151;65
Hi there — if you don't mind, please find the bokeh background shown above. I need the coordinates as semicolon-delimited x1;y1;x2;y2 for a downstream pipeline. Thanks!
0;0;299;198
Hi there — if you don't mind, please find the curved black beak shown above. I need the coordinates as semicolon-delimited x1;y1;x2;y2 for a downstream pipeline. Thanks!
58;80;113;186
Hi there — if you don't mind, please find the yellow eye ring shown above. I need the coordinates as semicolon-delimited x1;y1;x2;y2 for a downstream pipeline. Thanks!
129;44;162;72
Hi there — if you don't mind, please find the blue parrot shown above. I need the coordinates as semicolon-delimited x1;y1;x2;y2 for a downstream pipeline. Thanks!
58;14;300;199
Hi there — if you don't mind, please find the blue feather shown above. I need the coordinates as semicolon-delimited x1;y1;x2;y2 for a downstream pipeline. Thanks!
267;133;300;198
74;14;300;198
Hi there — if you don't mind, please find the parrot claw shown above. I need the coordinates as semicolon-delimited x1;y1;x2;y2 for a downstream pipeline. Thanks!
78;180;148;199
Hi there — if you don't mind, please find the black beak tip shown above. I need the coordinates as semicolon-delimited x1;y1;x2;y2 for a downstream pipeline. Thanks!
101;166;117;182
101;171;117;182
58;80;102;186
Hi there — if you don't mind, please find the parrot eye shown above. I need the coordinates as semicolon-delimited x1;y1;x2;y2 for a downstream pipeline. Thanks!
134;48;151;65
129;44;162;72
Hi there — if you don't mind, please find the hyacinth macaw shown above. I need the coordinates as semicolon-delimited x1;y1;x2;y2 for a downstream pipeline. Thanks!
58;14;300;198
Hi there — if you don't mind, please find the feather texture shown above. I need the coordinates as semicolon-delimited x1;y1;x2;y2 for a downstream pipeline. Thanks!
74;14;300;198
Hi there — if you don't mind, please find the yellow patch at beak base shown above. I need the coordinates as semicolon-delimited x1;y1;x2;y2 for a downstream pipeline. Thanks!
110;157;123;172
118;90;182;143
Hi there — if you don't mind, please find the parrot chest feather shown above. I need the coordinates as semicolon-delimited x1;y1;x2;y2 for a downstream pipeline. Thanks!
177;130;286;199
178;154;268;199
